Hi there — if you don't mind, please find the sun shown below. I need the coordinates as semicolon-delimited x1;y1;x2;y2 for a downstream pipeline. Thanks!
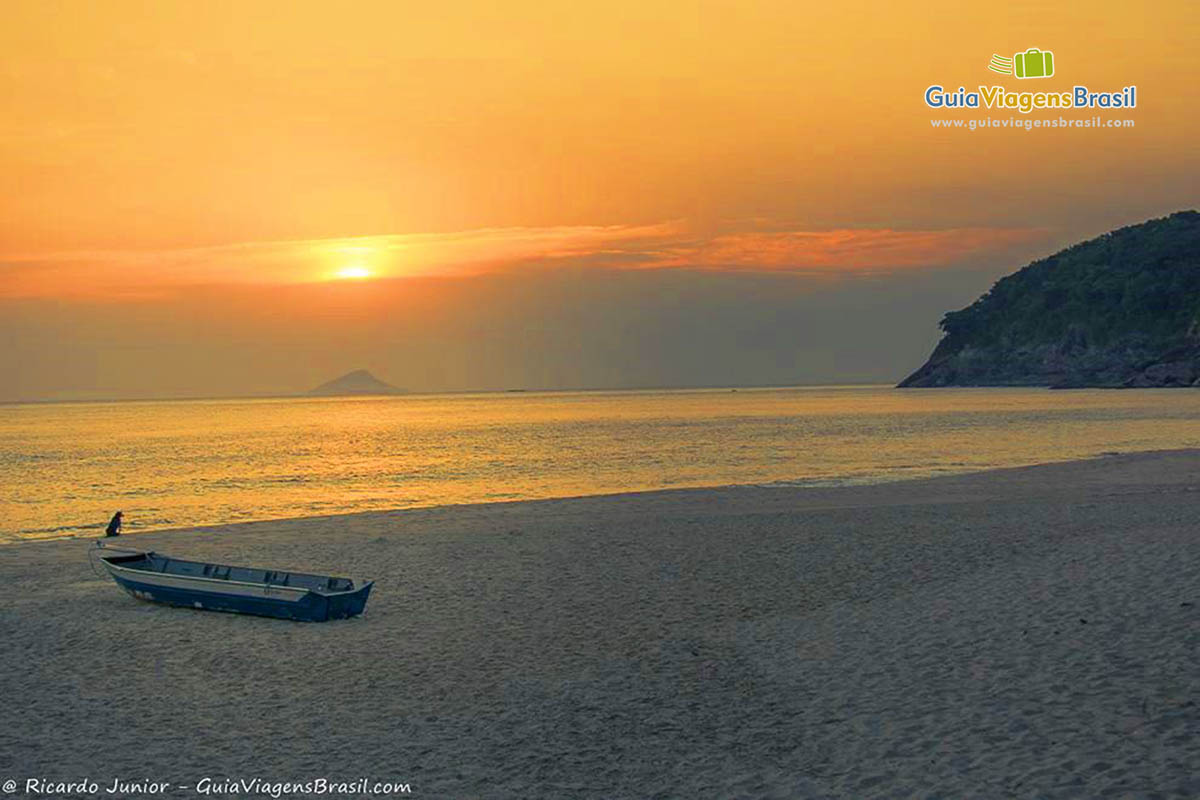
334;265;373;280
322;242;381;281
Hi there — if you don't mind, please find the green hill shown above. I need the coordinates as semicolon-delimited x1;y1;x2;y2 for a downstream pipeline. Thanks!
899;211;1200;388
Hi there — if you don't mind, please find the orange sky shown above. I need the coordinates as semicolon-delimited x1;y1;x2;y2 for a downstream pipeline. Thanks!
1;0;1197;397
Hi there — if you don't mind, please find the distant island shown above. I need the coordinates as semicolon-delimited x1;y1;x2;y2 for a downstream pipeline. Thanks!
308;369;406;396
899;211;1200;389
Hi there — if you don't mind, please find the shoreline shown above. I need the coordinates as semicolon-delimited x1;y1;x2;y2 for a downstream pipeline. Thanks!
5;449;1199;797
8;447;1196;547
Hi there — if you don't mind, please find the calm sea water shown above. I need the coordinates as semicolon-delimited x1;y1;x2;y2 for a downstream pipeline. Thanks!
2;385;1198;543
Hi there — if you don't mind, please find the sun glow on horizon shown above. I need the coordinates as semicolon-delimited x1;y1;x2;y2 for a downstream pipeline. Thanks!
334;265;373;280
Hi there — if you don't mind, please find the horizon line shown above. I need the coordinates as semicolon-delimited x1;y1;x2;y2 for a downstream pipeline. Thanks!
0;380;907;408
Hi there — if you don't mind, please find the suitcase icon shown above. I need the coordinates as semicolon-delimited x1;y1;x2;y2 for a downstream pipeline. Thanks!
1014;48;1054;79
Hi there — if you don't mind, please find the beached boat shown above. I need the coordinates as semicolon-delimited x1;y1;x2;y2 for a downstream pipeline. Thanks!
94;544;373;622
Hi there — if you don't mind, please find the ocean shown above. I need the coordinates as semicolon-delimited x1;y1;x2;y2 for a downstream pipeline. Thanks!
2;385;1198;543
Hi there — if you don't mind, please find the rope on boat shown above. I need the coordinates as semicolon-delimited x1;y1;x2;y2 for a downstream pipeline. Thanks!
85;542;142;578
86;542;107;579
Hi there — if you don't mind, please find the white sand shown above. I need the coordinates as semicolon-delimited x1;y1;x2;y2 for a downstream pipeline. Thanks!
2;451;1199;798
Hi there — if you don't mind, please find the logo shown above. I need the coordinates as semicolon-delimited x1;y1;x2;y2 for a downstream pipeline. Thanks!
989;48;1055;79
924;48;1136;115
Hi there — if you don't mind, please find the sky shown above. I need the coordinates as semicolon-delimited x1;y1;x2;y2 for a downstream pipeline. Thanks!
1;0;1196;400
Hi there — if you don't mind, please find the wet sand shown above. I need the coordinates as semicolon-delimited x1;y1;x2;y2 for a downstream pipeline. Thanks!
2;451;1199;798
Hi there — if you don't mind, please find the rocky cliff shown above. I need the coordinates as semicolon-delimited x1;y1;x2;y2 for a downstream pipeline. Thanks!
899;211;1200;388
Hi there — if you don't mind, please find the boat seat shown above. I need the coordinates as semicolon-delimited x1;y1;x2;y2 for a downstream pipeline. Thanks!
227;567;268;583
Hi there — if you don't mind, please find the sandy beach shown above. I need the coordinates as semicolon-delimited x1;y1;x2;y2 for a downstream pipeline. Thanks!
2;450;1198;799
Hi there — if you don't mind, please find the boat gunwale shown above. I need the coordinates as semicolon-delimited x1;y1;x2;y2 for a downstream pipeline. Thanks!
97;550;372;598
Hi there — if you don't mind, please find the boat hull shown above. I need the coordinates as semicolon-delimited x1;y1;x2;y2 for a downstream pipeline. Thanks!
98;550;373;622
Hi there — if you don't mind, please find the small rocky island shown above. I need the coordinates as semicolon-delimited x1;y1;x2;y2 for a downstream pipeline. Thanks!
308;369;406;396
899;211;1200;388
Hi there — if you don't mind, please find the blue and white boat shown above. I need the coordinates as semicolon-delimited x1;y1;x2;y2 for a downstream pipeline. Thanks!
94;544;373;622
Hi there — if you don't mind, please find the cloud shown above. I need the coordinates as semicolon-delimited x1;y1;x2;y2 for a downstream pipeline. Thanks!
0;222;682;299
0;221;1046;299
646;227;1049;273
